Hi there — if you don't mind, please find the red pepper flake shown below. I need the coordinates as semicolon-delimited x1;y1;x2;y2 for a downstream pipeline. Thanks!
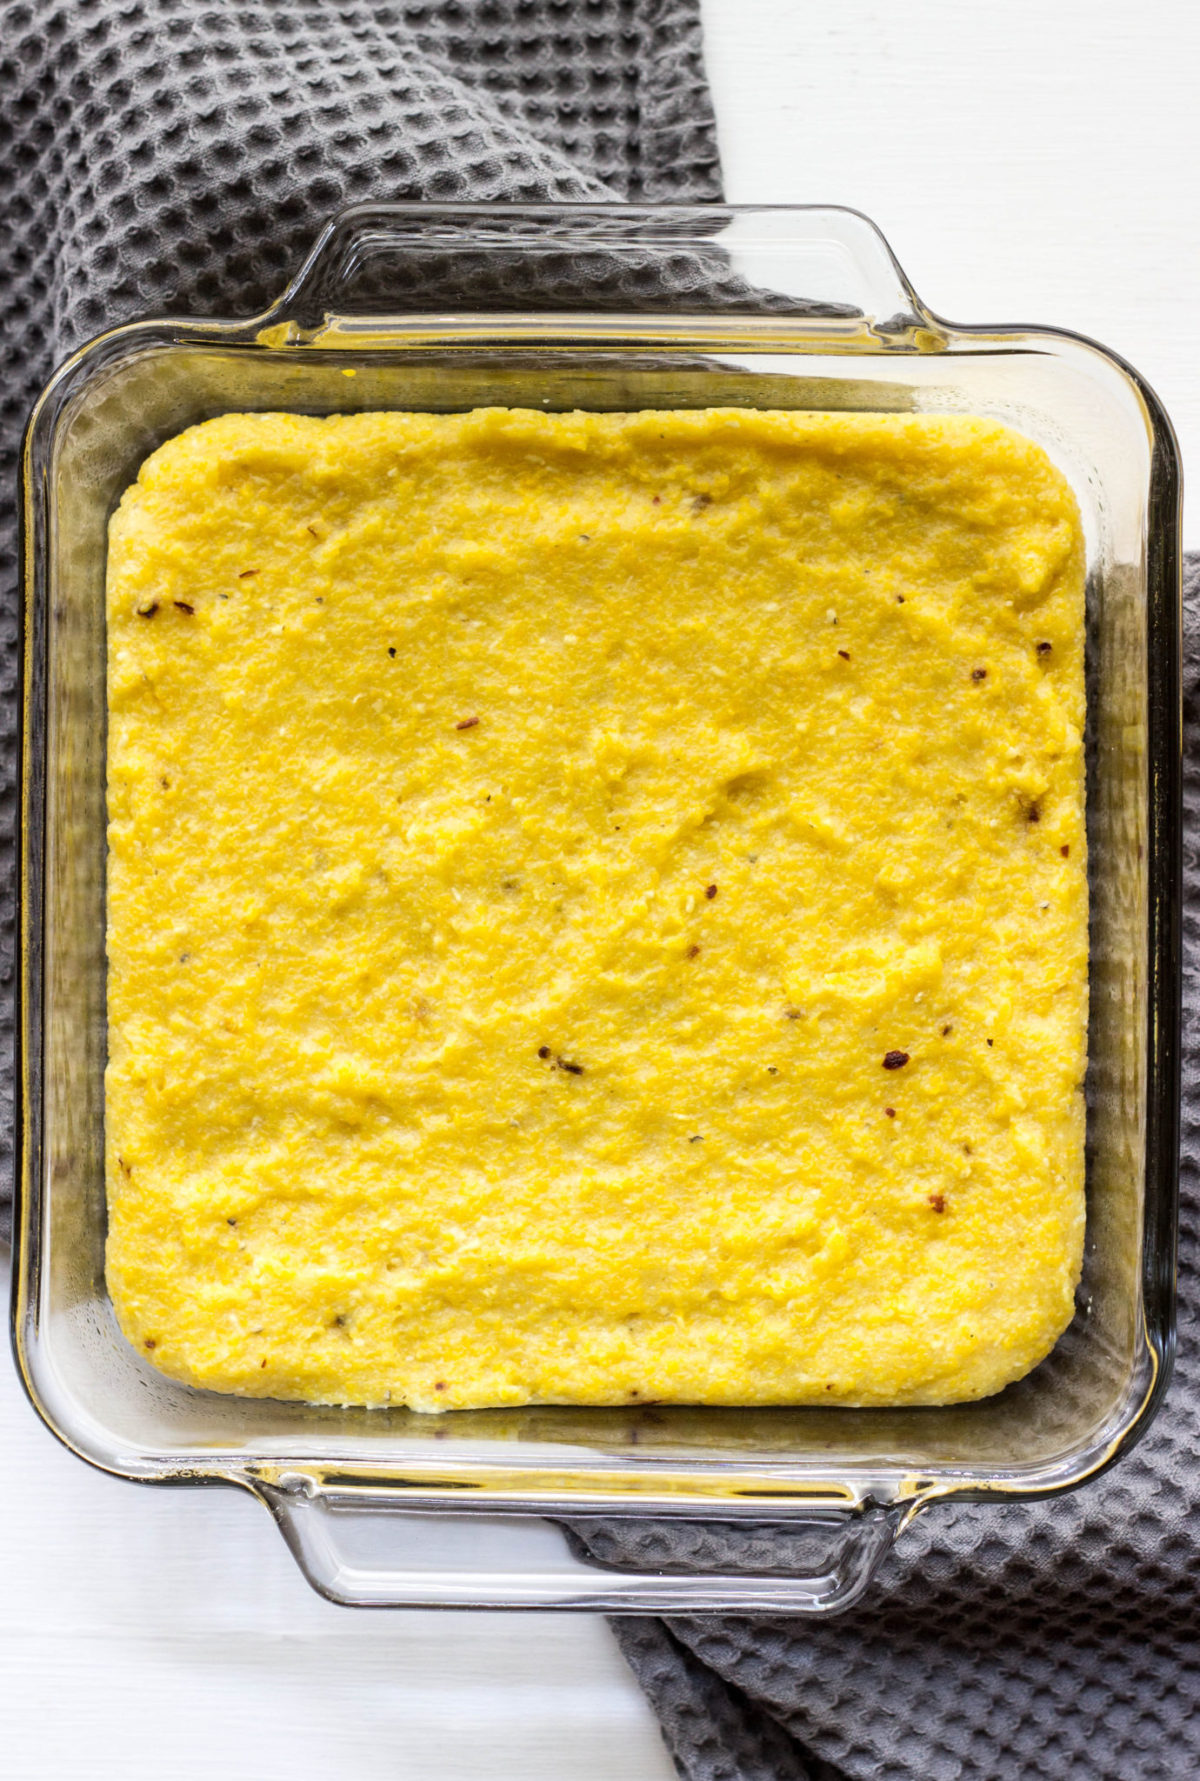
652;495;661;505
882;1050;910;1070
537;1045;551;1059
1061;844;1070;858
238;568;259;579
705;883;718;900
1037;640;1052;656
261;1359;268;1368
144;1338;156;1350
173;601;195;615
885;1107;896;1118
686;943;701;959
971;667;987;681
928;1194;946;1214
837;649;851;661
455;716;480;731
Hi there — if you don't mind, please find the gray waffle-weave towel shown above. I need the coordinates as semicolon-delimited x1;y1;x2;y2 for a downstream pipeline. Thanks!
0;0;722;1234
606;558;1200;1780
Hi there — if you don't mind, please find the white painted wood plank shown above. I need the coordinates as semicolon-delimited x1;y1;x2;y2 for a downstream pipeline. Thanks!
701;0;1199;545
0;1282;674;1781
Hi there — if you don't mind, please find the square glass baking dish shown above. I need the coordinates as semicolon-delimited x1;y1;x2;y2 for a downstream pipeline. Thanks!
12;205;1181;1613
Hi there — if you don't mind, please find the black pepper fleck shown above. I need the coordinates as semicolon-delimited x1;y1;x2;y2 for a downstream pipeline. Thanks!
882;1050;910;1070
538;1045;551;1059
136;602;158;618
705;883;718;900
173;601;195;615
971;667;987;681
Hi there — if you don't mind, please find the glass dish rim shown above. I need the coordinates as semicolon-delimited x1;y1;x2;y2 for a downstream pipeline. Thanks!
10;202;1183;1533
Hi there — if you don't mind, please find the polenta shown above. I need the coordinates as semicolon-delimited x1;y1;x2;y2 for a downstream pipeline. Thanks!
105;408;1087;1410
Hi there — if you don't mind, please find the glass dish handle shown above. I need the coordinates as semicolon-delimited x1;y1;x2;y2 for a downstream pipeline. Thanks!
257;202;935;340
258;1479;902;1612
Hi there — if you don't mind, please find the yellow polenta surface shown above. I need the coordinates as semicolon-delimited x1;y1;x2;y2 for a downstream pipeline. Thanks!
105;408;1087;1410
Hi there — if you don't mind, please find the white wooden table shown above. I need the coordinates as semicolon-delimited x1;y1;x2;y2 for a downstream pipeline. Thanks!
4;5;1196;1774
